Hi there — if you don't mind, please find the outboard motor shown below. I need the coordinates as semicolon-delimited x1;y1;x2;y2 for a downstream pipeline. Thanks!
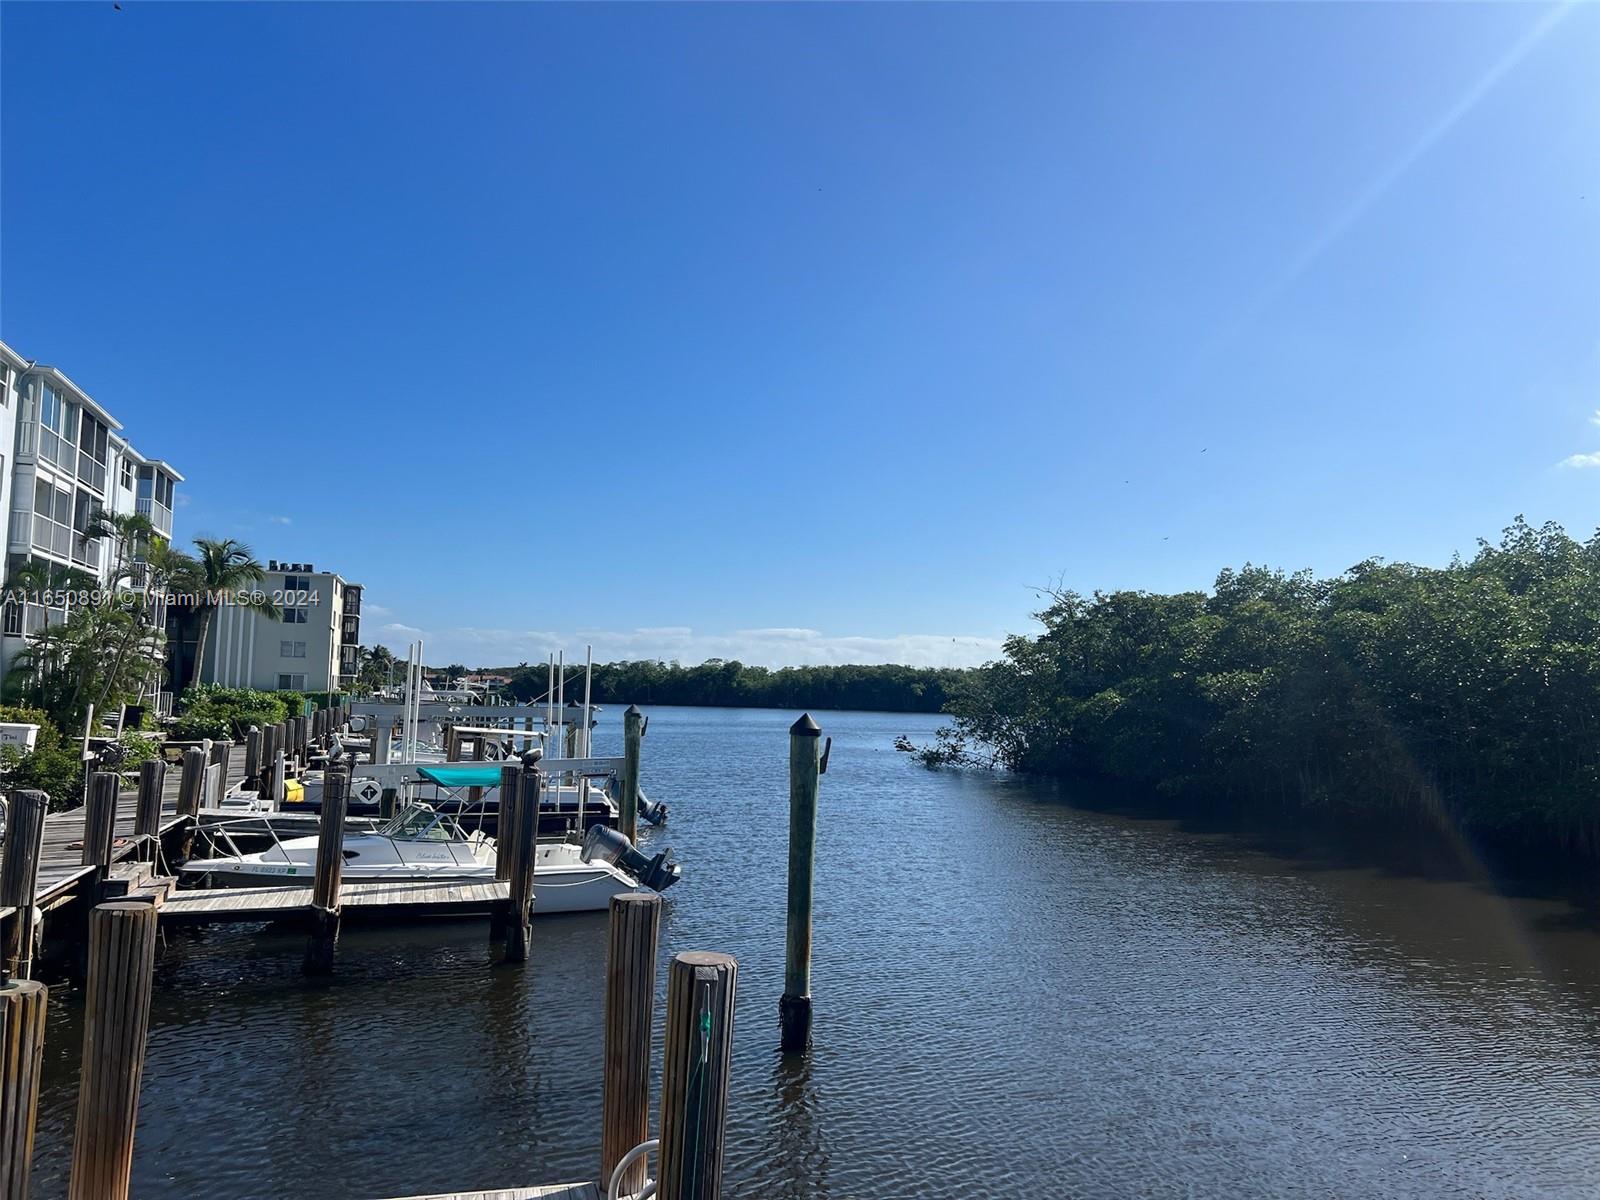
581;825;681;892
636;788;669;826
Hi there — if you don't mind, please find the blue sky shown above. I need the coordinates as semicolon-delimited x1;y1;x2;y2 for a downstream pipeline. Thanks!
2;2;1596;668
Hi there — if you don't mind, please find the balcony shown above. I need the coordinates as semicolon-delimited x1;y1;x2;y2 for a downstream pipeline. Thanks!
135;497;174;537
341;616;360;645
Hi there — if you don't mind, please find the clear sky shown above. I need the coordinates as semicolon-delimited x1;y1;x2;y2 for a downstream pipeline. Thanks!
2;2;1596;669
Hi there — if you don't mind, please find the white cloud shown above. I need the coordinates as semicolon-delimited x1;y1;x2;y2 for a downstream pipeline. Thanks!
1590;408;1600;428
364;603;393;618
174;493;192;508
1559;451;1600;469
268;515;292;525
369;622;1003;669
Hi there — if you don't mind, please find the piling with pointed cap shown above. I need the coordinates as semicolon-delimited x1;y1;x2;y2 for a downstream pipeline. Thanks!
600;891;662;1193
780;713;822;1053
658;950;738;1200
620;704;643;844
0;791;46;981
67;901;158;1200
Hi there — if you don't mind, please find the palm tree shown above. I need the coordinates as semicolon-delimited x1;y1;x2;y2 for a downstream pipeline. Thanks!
186;538;280;691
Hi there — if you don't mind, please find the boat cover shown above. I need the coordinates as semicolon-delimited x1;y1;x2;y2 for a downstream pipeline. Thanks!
416;764;506;788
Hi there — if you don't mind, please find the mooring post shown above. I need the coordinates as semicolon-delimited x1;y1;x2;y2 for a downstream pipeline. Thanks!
658;950;738;1200
133;759;166;862
374;719;391;766
489;764;521;943
243;725;261;789
621;704;643;844
303;768;348;976
601;892;662;1194
67;901;158;1200
0;973;47;1198
81;772;120;893
257;725;276;801
780;713;822;1053
176;746;205;820
502;762;539;964
494;765;522;884
0;791;47;981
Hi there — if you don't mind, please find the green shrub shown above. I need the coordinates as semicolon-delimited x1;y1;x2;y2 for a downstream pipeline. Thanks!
169;712;232;742
0;742;84;811
0;704;62;753
177;685;289;739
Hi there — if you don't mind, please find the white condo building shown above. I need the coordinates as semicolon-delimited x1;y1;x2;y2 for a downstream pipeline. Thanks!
192;560;363;694
0;338;184;704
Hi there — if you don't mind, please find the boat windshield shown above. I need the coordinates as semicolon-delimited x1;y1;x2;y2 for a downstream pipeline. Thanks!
378;803;466;842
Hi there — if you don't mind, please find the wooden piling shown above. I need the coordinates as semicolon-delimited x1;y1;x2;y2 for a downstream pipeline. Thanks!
494;765;522;883
67;901;158;1200
601;892;662;1194
302;768;349;976
502;764;539;964
81;772;119;873
658;951;738;1200
243;725;261;788
780;713;822;1053
257;725;276;800
620;704;643;844
133;760;165;861
0;976;48;1198
0;791;46;981
176;746;205;819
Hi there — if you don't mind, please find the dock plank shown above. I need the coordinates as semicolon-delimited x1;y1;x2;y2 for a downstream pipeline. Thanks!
158;878;510;925
377;1186;598;1200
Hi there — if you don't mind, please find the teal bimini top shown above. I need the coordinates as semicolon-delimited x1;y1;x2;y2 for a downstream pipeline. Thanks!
416;764;506;788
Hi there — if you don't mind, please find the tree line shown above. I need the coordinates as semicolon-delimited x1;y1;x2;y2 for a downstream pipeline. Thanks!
502;659;971;713
922;518;1600;860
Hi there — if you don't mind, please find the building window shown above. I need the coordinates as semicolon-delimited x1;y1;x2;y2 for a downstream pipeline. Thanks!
0;364;9;404
283;574;309;592
280;640;306;658
120;459;134;490
282;607;307;624
2;600;20;637
277;673;307;690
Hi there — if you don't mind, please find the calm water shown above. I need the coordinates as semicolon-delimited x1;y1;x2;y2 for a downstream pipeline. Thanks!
28;706;1600;1198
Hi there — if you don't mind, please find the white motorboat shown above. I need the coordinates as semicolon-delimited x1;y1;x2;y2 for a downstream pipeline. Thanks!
179;804;679;914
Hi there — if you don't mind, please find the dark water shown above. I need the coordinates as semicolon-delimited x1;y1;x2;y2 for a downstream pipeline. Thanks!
28;706;1600;1198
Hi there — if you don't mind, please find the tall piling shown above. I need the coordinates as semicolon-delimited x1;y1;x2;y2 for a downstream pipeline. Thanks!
501;762;539;964
303;768;348;976
620;704;643;844
780;713;822;1052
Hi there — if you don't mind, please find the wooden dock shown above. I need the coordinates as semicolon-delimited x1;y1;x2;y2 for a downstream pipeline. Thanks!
2;742;248;918
379;1186;599;1200
159;878;509;925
